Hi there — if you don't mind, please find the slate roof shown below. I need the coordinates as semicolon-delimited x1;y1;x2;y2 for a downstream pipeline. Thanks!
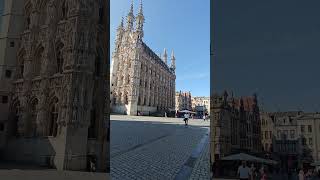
141;41;174;74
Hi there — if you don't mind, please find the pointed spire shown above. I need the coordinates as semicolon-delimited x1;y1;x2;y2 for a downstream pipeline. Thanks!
163;48;168;64
121;16;124;27
171;50;175;59
126;0;135;31
115;16;125;49
136;0;145;39
130;0;134;14
117;16;124;30
171;50;176;72
138;0;143;15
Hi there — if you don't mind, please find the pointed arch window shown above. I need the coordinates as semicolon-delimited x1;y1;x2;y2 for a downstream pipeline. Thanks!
17;50;25;79
113;97;117;105
34;46;44;77
56;42;64;74
26;17;31;29
118;92;122;104
118;76;122;85
113;77;117;86
127;76;130;84
30;98;38;136
138;96;141;105
98;0;104;24
124;93;128;105
95;47;103;77
39;2;48;26
88;108;97;139
61;0;68;20
95;55;101;77
12;100;21;137
25;2;32;30
128;61;131;70
49;97;58;137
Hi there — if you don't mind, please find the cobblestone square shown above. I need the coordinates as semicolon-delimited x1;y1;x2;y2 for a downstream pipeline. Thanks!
111;115;210;180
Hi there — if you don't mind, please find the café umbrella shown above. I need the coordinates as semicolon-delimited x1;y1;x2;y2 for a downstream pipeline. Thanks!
221;153;277;165
179;110;196;114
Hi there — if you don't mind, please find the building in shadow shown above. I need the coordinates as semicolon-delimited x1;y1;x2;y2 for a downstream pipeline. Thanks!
0;0;110;172
261;111;320;170
211;91;262;163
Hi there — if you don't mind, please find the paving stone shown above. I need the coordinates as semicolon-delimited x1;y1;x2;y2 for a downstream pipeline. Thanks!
110;115;210;180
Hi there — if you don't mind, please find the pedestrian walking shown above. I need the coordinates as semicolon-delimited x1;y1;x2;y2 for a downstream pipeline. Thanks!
238;161;250;180
299;169;306;180
203;115;206;121
306;169;317;180
260;170;267;180
259;165;264;176
250;163;256;180
89;156;96;172
183;113;189;126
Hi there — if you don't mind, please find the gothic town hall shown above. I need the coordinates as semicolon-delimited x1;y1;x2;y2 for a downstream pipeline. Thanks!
110;1;176;116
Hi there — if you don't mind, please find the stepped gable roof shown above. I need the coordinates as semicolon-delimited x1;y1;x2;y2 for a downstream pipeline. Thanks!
141;42;173;73
232;96;256;111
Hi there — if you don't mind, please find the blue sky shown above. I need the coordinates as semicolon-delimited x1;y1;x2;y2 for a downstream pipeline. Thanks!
111;0;210;97
213;0;320;112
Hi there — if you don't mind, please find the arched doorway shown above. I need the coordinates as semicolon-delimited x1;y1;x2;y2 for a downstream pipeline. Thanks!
30;98;38;136
11;99;21;137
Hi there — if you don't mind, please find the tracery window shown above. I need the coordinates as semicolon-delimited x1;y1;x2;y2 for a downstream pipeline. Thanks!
48;97;58;137
95;56;100;77
61;0;68;20
124;92;128;105
25;2;32;30
118;93;122;104
12;100;21;136
39;2;47;26
98;0;104;24
113;97;116;105
30;98;38;136
17;50;25;79
127;76;130;84
88;108;97;139
56;42;64;74
138;96;141;105
95;47;103;77
34;46;44;77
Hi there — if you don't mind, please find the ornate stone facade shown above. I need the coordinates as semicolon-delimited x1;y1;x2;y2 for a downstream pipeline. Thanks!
211;91;262;162
192;96;210;116
261;111;320;169
110;1;176;116
1;0;110;172
175;91;192;111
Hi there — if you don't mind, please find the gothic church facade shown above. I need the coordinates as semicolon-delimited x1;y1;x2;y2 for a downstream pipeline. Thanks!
110;1;176;116
0;0;109;172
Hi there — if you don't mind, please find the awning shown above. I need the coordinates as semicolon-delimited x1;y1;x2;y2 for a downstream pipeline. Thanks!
221;153;278;165
178;110;196;114
311;161;320;166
